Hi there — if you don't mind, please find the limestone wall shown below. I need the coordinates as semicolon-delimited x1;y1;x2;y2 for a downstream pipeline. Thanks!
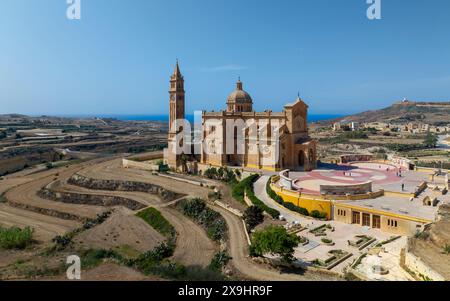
68;174;183;201
340;154;373;164
38;186;146;211
404;250;445;281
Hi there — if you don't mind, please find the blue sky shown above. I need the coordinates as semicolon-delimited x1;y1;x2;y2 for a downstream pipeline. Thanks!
1;0;449;116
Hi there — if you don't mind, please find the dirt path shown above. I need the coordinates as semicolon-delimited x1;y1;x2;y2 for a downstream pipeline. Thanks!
82;159;340;280
5;170;108;221
0;203;79;242
71;159;217;268
212;203;340;281
162;208;216;267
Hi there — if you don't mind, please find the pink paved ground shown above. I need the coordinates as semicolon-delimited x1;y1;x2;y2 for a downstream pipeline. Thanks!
292;162;406;195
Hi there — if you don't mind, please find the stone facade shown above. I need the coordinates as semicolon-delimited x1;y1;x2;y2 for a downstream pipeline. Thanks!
333;204;427;236
165;62;317;172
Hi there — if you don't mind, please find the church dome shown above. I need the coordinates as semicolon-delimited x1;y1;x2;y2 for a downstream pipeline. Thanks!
227;79;253;104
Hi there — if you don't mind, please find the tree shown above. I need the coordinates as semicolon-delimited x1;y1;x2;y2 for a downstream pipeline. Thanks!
250;226;300;263
423;131;438;148
243;206;264;229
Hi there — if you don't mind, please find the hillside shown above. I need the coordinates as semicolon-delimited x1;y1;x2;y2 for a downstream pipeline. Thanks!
319;100;450;126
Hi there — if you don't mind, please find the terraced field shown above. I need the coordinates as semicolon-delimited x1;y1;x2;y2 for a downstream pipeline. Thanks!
0;154;340;280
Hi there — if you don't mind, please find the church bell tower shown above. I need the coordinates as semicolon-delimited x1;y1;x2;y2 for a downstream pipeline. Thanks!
166;60;186;169
169;60;185;140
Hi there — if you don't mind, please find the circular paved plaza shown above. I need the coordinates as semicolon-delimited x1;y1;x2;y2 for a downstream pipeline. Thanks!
292;162;403;195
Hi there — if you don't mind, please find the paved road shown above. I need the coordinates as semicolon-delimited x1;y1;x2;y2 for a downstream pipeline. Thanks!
253;175;327;227
212;195;340;281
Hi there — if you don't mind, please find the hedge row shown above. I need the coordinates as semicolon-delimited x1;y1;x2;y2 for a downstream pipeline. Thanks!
246;181;280;219
232;174;280;219
265;177;327;219
231;174;258;204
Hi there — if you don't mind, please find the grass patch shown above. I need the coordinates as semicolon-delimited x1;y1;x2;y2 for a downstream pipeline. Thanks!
114;244;141;259
136;207;175;238
0;193;7;203
0;226;34;250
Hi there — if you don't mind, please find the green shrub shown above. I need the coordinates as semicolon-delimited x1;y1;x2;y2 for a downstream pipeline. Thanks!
0;226;34;249
311;210;327;219
443;244;450;255
283;202;309;216
52;234;74;250
231;174;259;204
181;198;206;218
80;249;123;269
265;177;311;217
136;207;175;238
321;238;332;244
209;250;232;272
243;206;264;229
204;167;237;183
180;198;227;241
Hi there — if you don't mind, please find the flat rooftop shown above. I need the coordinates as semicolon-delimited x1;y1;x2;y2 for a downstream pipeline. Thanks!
339;189;450;221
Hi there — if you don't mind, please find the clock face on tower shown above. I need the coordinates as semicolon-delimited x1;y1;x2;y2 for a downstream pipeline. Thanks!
170;94;175;101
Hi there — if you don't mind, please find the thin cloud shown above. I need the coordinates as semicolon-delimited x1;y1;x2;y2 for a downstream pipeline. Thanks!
200;64;248;72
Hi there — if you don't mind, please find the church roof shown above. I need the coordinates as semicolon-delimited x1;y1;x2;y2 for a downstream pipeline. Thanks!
227;79;253;104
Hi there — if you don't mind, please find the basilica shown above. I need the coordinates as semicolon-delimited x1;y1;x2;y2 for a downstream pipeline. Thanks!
165;61;317;172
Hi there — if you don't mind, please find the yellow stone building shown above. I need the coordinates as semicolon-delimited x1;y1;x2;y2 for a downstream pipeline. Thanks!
166;61;317;172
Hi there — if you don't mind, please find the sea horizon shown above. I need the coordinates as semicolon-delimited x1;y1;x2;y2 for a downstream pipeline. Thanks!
39;114;345;123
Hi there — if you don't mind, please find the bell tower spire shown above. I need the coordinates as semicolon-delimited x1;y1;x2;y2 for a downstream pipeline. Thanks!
169;60;185;139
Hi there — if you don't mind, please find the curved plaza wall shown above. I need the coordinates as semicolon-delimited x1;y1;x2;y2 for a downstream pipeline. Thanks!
319;181;372;196
270;176;332;220
340;154;373;164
